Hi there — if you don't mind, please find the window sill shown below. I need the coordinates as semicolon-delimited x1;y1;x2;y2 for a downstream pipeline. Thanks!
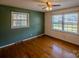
52;29;79;36
11;26;29;29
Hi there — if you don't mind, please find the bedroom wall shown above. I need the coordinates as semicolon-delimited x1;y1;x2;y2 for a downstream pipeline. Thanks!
0;5;44;47
45;7;79;45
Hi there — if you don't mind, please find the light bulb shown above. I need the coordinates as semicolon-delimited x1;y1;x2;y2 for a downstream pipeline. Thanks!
49;7;52;10
46;7;52;11
46;7;49;11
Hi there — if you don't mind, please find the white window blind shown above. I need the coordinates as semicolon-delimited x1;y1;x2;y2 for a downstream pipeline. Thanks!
64;13;78;33
52;13;78;34
11;12;29;29
52;15;62;30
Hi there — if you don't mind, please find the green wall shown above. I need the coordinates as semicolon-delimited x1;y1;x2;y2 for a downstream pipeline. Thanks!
0;5;44;47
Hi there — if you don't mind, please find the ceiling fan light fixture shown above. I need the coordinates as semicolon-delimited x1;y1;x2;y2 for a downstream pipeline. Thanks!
46;7;52;11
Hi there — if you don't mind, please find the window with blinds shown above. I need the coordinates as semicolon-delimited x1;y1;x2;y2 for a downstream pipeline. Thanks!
52;13;78;34
52;15;62;30
11;12;29;29
64;13;78;33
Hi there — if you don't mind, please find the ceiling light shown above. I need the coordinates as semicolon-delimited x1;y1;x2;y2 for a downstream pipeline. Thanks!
46;7;52;11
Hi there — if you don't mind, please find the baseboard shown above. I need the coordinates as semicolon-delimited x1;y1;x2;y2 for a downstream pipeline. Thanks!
0;34;44;49
22;34;44;41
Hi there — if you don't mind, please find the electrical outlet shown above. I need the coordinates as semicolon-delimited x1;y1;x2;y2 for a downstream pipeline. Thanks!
30;34;32;36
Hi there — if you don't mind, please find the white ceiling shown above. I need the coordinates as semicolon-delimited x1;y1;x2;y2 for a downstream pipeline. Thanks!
0;0;79;12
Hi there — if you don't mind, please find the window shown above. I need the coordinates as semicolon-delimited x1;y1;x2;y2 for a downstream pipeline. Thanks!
64;13;78;33
52;15;62;30
11;12;29;29
52;13;78;34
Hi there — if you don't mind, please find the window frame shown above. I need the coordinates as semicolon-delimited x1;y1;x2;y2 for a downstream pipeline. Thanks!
11;11;29;29
52;12;79;35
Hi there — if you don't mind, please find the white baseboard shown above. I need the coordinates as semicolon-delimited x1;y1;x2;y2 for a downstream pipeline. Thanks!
22;34;44;41
0;34;44;48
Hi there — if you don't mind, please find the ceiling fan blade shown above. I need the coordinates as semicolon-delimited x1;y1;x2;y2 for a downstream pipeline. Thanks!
42;7;46;9
38;4;45;6
52;4;61;6
33;0;48;3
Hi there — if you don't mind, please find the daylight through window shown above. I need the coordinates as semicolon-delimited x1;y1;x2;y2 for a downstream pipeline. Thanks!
11;12;29;29
52;13;78;34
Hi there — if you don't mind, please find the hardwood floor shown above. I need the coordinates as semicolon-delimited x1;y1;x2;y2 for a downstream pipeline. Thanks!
0;35;79;58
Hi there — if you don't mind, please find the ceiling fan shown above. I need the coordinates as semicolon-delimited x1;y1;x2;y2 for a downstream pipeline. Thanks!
34;0;62;11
